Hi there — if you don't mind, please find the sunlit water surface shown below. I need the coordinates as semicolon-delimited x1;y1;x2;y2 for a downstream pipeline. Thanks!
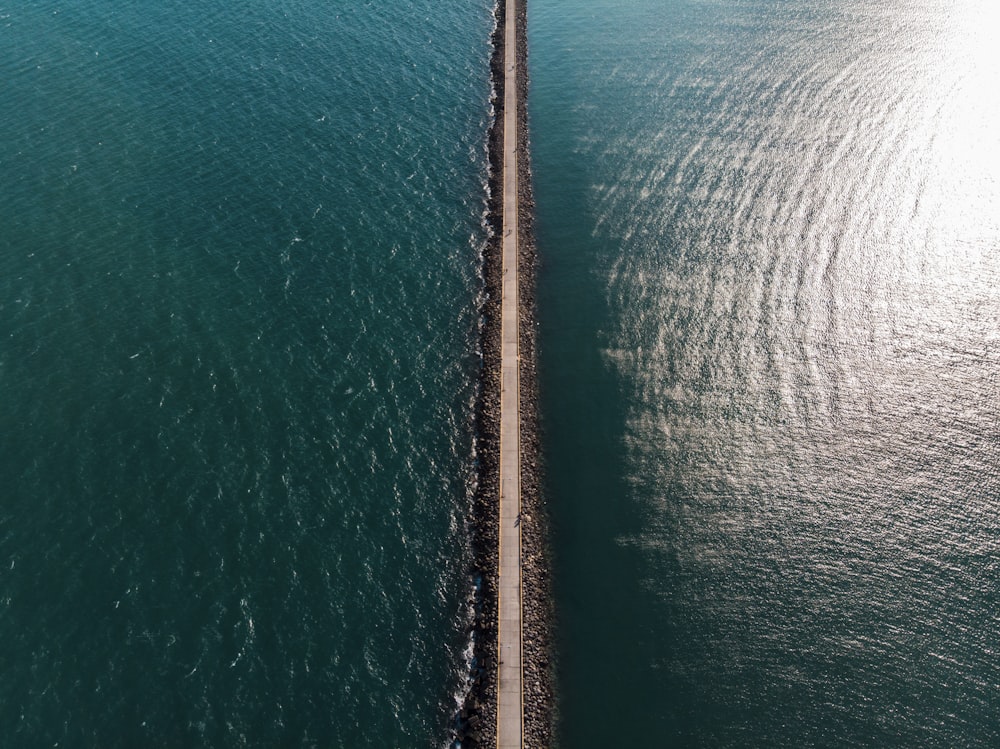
530;0;1000;745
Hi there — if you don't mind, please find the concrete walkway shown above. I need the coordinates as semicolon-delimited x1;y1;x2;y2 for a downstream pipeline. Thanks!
496;0;523;745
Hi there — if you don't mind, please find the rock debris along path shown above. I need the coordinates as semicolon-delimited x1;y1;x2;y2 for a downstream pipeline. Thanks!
456;0;551;745
497;0;523;744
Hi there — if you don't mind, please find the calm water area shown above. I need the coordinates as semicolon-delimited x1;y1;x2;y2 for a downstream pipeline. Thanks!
530;0;1000;746
3;0;1000;746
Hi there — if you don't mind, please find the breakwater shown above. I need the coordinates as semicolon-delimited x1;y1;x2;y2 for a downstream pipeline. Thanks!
455;0;553;747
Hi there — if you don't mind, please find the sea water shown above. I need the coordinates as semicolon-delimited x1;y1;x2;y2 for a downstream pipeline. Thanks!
530;0;1000;745
0;1;494;745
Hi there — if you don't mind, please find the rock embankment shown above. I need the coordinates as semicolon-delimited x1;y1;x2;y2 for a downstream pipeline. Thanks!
454;1;553;747
510;3;555;747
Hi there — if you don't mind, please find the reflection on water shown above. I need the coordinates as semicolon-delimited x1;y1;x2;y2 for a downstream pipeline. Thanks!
532;0;1000;745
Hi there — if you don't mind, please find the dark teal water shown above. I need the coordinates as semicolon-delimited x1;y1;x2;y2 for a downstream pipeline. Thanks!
530;0;1000;746
1;1;494;745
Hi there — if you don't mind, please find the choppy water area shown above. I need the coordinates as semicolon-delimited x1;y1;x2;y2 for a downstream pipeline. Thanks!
530;0;1000;745
1;1;494;745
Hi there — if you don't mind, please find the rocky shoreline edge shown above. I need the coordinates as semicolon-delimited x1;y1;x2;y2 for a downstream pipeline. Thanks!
452;1;554;747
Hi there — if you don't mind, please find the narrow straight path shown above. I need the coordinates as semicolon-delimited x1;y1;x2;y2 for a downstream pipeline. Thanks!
496;0;523;745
